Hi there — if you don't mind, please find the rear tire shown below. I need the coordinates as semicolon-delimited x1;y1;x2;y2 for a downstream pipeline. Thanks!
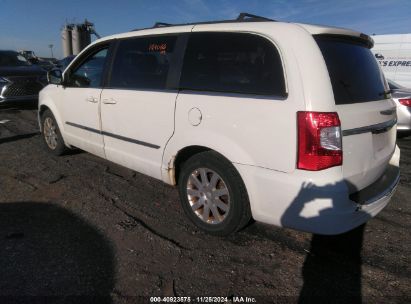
41;110;67;156
178;151;251;236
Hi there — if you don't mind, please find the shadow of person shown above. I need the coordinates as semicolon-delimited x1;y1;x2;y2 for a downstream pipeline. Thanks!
0;202;115;303
299;225;365;304
280;180;368;303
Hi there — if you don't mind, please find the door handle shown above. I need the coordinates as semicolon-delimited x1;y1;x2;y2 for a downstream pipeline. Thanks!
102;98;117;104
86;96;98;103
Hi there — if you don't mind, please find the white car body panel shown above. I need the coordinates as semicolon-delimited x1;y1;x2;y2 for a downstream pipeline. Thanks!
236;145;400;235
100;89;178;179
336;100;397;191
163;92;297;177
38;85;70;145
38;20;401;235
162;22;337;182
61;87;105;158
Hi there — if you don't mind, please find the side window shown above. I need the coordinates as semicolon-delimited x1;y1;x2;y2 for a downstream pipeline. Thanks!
180;32;286;96
109;36;177;90
67;48;108;88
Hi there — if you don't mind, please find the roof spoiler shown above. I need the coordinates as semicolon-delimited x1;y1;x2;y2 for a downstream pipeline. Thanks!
315;33;374;49
360;33;374;48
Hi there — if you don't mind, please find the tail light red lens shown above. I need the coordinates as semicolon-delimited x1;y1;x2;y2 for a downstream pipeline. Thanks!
399;98;411;107
297;111;342;171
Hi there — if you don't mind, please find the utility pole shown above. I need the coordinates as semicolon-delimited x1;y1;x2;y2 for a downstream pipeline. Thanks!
48;44;54;58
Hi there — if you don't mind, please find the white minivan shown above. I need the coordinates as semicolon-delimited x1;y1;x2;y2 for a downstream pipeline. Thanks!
39;14;400;236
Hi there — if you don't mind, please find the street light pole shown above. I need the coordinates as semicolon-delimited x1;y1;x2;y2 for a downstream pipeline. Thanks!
48;44;54;58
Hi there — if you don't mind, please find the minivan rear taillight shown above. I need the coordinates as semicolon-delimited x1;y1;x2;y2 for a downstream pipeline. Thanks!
297;111;342;171
399;98;411;107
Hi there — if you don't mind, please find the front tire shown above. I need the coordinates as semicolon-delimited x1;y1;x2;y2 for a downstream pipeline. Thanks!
178;151;251;236
41;110;67;156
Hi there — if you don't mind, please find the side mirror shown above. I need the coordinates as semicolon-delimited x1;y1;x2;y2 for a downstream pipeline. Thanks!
47;69;63;85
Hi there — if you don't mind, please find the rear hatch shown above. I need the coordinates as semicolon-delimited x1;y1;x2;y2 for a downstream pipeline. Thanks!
315;35;397;193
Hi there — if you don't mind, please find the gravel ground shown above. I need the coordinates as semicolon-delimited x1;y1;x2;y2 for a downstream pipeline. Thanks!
0;107;409;303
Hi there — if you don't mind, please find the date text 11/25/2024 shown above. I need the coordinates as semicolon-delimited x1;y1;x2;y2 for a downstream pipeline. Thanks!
149;296;257;303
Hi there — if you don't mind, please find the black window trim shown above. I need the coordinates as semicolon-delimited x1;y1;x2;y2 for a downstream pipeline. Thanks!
70;31;289;99
177;88;288;101
63;41;114;89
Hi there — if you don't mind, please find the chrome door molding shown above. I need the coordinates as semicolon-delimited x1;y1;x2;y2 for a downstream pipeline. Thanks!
342;118;397;136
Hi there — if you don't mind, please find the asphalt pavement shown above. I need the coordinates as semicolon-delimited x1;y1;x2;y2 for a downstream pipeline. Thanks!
0;107;409;303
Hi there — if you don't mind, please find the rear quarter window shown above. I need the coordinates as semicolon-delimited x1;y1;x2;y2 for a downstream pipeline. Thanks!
315;35;388;105
180;32;286;97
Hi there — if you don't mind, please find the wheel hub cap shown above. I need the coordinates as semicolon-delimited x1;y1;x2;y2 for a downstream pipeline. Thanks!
43;117;58;150
186;168;230;224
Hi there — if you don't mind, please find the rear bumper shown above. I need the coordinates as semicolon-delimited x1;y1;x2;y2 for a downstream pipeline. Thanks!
234;145;400;235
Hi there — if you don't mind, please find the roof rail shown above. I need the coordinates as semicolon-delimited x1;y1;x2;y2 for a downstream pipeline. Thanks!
236;13;273;22
153;22;172;28
132;12;275;31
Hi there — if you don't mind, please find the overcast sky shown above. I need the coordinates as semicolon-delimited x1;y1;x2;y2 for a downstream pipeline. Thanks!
0;0;410;58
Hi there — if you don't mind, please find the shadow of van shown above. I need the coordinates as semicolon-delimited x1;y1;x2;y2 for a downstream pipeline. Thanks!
0;202;114;303
280;180;367;303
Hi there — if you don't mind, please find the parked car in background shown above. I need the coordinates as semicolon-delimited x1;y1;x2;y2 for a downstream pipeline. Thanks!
0;50;47;105
18;50;37;61
39;14;400;236
55;55;76;71
19;50;56;72
388;79;411;132
33;58;57;72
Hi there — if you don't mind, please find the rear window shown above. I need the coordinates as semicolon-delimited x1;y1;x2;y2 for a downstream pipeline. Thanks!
315;35;388;105
180;32;286;97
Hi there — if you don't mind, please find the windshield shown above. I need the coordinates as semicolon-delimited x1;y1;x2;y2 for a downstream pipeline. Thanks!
0;51;31;67
315;35;388;105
